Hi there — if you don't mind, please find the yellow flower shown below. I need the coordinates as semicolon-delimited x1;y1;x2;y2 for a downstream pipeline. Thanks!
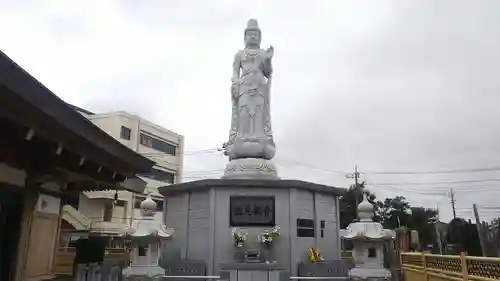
307;247;321;263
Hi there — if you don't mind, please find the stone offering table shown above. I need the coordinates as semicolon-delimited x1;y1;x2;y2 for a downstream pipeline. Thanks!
220;263;288;281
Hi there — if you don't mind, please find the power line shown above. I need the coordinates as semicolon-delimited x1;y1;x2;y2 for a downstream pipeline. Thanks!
164;146;500;177
370;185;500;196
366;184;449;196
182;160;350;178
182;171;500;194
477;206;500;210
448;188;500;194
170;148;500;195
364;166;500;175
184;169;225;175
367;178;500;186
274;157;346;175
457;206;500;211
181;169;500;196
155;146;500;176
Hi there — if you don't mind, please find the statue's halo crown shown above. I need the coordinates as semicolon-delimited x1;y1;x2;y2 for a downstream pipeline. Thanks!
245;18;260;33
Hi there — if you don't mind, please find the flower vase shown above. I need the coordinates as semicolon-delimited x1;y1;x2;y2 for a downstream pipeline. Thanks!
233;246;246;262
260;244;275;263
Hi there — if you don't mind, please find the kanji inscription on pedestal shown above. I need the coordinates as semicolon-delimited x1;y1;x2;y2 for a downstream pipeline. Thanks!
230;196;275;226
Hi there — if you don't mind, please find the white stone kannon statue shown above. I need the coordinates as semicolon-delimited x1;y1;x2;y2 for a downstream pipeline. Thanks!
223;18;279;179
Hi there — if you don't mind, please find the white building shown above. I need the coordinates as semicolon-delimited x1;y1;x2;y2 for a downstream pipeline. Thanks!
62;106;184;236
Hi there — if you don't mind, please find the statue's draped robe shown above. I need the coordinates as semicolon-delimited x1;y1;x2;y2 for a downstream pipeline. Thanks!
230;49;273;145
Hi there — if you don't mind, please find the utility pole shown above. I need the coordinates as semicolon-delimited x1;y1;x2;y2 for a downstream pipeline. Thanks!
450;188;457;219
346;164;361;205
473;203;488;256
435;203;443;254
346;165;361;221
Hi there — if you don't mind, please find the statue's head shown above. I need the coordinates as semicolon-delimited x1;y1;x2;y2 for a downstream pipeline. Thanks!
244;19;261;48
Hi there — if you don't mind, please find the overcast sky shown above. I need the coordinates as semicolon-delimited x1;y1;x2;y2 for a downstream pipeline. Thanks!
2;0;500;222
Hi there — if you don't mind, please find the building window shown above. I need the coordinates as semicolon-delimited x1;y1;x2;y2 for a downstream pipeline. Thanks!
103;203;113;222
139;133;176;156
297;218;315;237
120;126;131;140
141;168;175;184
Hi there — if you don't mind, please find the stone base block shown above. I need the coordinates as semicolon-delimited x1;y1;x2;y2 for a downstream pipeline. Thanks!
348;266;392;280
222;158;279;180
123;265;165;280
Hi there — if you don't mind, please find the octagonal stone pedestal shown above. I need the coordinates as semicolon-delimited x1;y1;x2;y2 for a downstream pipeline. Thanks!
159;178;345;276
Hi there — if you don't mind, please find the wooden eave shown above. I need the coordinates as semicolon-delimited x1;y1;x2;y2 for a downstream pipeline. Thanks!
0;50;154;183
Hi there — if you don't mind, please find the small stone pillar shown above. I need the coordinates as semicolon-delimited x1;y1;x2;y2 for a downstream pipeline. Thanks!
121;193;174;281
340;193;395;281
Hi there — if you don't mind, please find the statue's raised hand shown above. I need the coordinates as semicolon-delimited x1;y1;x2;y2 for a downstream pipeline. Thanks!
266;46;274;59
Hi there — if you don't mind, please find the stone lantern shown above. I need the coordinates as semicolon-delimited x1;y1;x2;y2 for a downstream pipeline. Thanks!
340;193;395;281
121;193;174;281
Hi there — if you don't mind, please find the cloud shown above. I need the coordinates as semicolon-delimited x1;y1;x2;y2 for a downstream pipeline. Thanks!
1;0;500;222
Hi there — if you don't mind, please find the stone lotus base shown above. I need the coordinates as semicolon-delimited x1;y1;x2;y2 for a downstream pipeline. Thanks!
226;137;276;160
223;158;279;180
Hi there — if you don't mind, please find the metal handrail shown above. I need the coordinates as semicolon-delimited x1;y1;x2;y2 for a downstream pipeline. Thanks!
163;276;221;279
290;276;349;280
161;276;348;280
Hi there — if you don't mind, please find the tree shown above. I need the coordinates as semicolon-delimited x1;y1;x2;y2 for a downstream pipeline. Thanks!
377;196;412;229
446;218;482;255
407;207;439;247
491;217;500;227
377;197;440;248
447;218;467;252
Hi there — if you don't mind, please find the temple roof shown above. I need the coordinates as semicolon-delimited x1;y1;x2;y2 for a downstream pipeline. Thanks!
0;50;154;187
